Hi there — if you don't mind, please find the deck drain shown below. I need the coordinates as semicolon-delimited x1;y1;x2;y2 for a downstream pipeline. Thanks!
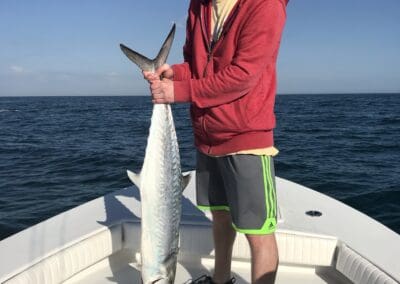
306;210;322;217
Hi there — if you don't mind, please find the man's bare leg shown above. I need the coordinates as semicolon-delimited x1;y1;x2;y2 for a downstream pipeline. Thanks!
246;233;279;284
211;210;237;283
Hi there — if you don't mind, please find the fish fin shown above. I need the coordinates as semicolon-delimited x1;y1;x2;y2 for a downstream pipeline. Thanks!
127;170;141;189
181;172;192;192
154;23;176;70
120;24;176;72
155;250;178;283
119;44;154;72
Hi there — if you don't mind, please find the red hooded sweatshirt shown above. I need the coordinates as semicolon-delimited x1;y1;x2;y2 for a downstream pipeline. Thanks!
172;0;288;156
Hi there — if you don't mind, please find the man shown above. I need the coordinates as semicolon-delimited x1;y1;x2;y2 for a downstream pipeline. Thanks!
144;0;288;283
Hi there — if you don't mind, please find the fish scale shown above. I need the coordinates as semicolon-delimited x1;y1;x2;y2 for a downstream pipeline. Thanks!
120;25;191;283
142;104;181;282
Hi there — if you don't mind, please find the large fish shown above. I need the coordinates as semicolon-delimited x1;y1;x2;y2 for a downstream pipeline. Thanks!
120;24;191;284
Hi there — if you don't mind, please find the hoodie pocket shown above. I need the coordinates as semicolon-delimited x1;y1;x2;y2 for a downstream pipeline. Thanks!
206;100;248;138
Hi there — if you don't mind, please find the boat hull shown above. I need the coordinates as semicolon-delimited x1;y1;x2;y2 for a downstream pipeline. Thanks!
0;172;398;284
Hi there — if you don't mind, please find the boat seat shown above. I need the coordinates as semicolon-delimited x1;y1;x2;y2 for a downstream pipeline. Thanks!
123;223;338;267
336;244;397;284
7;222;396;284
3;224;123;284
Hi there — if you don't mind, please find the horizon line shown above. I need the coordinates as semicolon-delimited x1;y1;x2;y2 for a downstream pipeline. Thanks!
1;91;399;98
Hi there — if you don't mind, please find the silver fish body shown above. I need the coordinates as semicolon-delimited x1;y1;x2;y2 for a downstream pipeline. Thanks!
121;25;191;283
138;103;182;283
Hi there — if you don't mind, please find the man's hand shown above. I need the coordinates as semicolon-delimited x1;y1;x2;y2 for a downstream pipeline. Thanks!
143;64;174;82
142;64;174;104
150;78;174;104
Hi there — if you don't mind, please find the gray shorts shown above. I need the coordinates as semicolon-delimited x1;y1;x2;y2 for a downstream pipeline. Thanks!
196;151;277;234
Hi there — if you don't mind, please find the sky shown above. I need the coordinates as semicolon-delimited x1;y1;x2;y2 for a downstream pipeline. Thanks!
0;0;399;96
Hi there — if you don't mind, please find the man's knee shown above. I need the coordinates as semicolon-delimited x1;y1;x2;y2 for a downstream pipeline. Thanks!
246;233;277;250
211;210;232;224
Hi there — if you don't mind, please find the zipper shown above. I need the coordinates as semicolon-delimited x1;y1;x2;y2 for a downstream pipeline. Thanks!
199;0;241;154
199;2;213;154
200;0;241;78
203;45;212;77
200;4;212;78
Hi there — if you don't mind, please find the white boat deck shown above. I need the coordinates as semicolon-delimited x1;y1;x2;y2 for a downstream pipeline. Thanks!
0;171;399;284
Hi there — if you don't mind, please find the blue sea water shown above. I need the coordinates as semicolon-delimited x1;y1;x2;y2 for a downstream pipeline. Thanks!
0;93;399;240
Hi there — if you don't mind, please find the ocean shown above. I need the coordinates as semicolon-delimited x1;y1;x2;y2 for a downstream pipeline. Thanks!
0;93;399;240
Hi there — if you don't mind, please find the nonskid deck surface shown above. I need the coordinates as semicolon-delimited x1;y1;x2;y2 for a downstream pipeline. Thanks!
65;256;351;284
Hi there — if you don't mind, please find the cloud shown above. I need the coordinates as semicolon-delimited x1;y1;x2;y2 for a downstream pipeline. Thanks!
107;71;118;77
10;65;25;73
9;65;31;75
